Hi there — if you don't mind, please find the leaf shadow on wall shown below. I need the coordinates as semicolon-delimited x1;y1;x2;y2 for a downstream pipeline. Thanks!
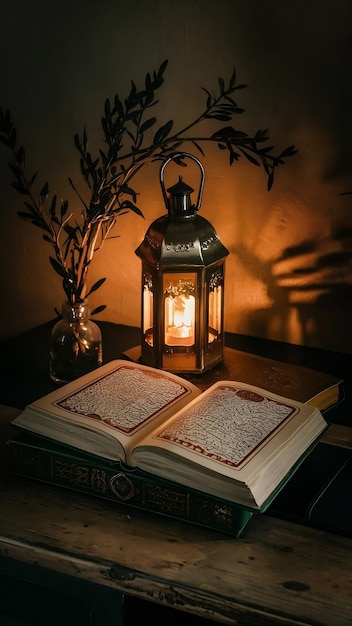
234;229;352;354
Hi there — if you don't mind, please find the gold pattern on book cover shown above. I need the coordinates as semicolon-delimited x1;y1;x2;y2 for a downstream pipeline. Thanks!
9;445;249;532
54;460;91;489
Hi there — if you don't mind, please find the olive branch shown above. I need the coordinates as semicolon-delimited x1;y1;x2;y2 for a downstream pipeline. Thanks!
0;60;296;311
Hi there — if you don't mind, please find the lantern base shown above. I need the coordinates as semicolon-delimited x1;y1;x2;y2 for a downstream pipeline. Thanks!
122;345;225;376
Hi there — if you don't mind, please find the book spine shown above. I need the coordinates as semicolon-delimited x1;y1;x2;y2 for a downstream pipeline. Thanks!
8;440;252;537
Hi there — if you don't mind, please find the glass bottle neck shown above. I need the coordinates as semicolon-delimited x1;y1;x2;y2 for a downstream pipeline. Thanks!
61;299;90;322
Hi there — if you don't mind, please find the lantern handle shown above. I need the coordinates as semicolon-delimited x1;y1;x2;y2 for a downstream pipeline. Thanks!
160;152;205;212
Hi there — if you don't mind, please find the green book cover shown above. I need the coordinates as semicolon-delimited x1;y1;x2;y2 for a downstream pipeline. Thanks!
8;433;253;537
8;429;327;537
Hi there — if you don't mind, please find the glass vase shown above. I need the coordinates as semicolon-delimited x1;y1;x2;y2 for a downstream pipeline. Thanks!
50;299;103;385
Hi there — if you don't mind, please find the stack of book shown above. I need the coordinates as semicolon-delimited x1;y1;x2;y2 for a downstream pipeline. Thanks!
8;348;343;536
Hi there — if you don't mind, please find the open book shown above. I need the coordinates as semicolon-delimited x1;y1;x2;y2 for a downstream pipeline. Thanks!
11;359;329;511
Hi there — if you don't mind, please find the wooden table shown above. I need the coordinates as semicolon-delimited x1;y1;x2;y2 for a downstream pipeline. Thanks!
1;418;352;625
0;325;352;625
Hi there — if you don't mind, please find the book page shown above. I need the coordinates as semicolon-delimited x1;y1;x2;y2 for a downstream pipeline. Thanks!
57;364;194;435
131;380;327;508
12;360;201;462
133;380;325;486
154;384;297;469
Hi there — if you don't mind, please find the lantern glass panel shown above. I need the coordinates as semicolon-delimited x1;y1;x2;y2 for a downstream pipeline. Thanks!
142;271;154;347
208;267;224;344
163;273;196;348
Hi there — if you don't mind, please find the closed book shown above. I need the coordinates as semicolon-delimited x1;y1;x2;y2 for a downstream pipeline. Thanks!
8;433;253;537
124;345;343;412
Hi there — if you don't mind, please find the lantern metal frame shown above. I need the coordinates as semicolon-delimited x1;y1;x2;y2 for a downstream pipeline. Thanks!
135;153;229;374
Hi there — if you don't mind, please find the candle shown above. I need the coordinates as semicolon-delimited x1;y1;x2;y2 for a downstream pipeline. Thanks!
165;293;195;346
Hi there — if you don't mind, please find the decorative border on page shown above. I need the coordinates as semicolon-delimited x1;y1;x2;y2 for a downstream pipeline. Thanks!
55;363;191;435
156;385;298;468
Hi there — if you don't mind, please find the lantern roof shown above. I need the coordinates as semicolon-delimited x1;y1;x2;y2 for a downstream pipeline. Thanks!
135;213;229;269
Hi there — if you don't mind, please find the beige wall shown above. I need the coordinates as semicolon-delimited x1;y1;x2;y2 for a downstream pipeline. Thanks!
1;0;351;354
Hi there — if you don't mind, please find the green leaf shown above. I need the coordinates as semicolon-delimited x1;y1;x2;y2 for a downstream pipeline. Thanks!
49;256;66;277
206;113;232;121
211;126;236;140
278;145;298;159
267;171;274;191
114;95;124;118
139;117;157;133
86;277;106;296
229;67;236;89
191;140;205;156
218;77;225;93
99;149;109;169
152;60;168;89
39;182;49;201
60;198;69;217
120;200;144;217
24;201;39;214
101;116;110;140
241;150;261;167
18;210;40;221
91;304;107;316
157;59;168;78
153;119;173;144
202;87;212;109
254;129;269;143
229;150;240;165
124;109;141;121
74;134;82;152
120;184;137;202
50;195;57;219
129;80;137;101
256;145;274;156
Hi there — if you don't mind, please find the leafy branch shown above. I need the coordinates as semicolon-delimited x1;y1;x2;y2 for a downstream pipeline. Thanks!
0;60;296;308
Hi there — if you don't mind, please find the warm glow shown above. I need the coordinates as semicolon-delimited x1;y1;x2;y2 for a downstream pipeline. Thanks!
208;285;222;342
165;293;195;346
143;284;153;333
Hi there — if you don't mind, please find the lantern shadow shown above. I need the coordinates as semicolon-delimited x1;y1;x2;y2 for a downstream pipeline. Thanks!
233;229;352;354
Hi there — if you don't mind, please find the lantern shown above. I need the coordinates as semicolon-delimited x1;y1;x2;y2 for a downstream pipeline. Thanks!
135;153;229;374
